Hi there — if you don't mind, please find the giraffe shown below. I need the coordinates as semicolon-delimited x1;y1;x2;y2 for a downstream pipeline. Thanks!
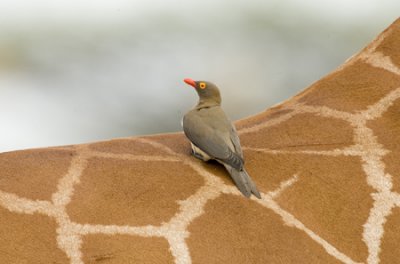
0;18;400;264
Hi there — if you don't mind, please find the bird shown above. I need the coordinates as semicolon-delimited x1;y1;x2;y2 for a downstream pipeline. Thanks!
182;78;261;199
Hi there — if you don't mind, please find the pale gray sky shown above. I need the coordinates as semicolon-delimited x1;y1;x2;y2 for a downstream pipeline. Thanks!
0;0;398;25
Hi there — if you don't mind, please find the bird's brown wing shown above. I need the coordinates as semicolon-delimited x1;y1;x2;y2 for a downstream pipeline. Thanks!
183;109;244;170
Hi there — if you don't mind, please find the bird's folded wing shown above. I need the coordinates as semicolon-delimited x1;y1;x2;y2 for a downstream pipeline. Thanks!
183;113;243;170
229;125;243;158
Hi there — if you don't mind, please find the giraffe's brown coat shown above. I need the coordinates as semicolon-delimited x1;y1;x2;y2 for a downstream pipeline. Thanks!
298;61;400;112
0;149;74;200
240;114;354;150
149;133;189;155
0;207;69;263
81;234;174;264
67;157;204;226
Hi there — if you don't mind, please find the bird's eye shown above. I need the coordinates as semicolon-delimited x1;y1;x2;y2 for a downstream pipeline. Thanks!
199;82;207;89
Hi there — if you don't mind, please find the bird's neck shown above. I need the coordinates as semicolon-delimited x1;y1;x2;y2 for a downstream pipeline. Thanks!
196;98;221;109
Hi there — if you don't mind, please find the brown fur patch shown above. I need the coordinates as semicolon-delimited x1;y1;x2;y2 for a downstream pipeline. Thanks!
298;61;400;112
148;133;189;155
82;234;173;264
241;113;354;150
67;158;203;226
0;207;69;263
0;149;74;200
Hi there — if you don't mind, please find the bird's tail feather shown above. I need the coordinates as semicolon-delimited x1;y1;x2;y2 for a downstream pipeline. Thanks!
243;169;261;199
224;165;261;199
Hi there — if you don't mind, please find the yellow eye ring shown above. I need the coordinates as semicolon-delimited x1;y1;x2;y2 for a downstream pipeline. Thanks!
199;82;206;89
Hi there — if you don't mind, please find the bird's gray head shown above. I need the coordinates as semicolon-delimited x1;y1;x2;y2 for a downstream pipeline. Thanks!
183;78;221;107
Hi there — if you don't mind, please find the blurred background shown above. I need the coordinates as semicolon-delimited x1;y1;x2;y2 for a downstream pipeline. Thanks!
1;0;399;152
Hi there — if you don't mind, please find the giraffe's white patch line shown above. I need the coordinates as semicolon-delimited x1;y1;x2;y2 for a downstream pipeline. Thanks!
347;86;400;264
395;193;400;207
296;103;354;122
56;226;84;264
162;182;222;264
51;150;89;208
167;185;221;230
154;148;229;262
268;174;299;199
73;223;164;237
353;122;396;264
165;234;192;264
136;137;179;156
363;192;397;264
238;108;300;135
0;190;54;215
362;87;400;120
354;123;392;193
243;146;365;157
89;151;180;162
361;52;400;76
355;24;399;77
51;148;90;264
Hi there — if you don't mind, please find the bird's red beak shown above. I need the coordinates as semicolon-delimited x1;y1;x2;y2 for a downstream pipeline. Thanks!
184;78;196;88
